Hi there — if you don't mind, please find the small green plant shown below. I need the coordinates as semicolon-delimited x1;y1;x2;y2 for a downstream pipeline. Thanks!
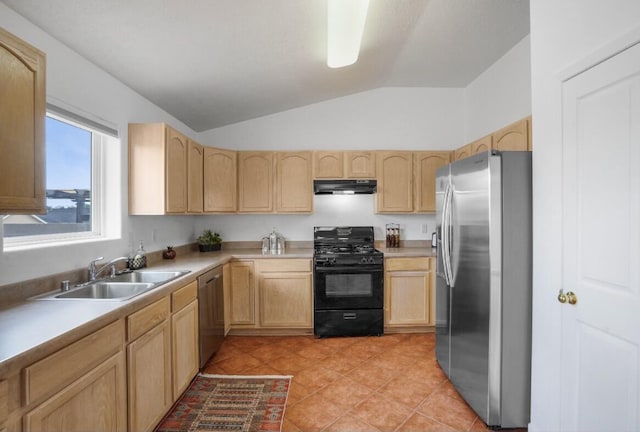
197;229;222;245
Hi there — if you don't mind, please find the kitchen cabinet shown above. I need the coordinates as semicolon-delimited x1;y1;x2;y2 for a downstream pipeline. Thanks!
454;143;473;161
204;147;237;212
275;152;313;213
223;263;232;334
0;27;46;214
22;320;126;432
127;297;172;432
255;259;312;329
470;134;493;154
171;281;199;398
128;123;189;214
384;257;434;331
229;261;256;326
345;151;376;178
238;152;274;212
187;140;204;213
376;151;414;213
492;117;530;152
314;151;344;178
414;151;451;213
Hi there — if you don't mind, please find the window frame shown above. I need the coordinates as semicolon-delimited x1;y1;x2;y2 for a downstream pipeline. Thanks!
2;111;114;250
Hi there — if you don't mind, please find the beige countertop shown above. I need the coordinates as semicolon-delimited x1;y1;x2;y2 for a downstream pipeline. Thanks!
0;246;433;376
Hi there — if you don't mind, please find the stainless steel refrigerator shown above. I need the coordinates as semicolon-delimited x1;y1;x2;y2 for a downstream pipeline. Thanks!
435;150;532;428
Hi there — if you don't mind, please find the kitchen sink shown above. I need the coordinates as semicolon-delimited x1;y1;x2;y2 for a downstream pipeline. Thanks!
55;282;156;300
109;270;188;284
32;270;190;301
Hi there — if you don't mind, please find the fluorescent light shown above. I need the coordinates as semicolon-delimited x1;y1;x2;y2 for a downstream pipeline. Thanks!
327;0;370;68
332;190;355;195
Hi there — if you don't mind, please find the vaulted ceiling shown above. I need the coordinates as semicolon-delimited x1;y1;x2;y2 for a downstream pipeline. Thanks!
2;0;530;132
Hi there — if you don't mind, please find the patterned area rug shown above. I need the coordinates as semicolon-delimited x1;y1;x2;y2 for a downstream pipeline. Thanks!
155;374;291;432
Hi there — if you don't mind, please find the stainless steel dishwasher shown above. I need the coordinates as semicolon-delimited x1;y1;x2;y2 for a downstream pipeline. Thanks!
197;265;224;368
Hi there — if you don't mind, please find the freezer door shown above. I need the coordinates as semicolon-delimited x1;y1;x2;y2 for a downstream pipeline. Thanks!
434;166;451;376
448;152;501;425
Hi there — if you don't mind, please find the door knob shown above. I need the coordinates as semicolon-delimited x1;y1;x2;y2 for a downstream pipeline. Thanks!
558;289;577;305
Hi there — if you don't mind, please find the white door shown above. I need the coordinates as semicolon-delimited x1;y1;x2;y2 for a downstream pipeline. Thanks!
561;41;640;432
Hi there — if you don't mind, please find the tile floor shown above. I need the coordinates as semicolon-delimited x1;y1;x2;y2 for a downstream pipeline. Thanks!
203;332;526;432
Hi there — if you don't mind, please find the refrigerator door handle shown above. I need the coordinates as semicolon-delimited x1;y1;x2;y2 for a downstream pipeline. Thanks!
442;183;454;287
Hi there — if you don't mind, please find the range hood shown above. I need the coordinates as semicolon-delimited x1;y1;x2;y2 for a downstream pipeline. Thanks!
313;179;377;195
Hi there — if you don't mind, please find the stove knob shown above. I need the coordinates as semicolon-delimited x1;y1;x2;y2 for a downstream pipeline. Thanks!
368;257;374;264
330;258;337;265
360;257;367;264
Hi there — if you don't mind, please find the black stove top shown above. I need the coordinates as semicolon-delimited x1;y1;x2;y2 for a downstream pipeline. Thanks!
314;226;383;266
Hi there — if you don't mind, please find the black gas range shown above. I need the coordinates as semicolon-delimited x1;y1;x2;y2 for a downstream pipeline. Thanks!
313;226;384;338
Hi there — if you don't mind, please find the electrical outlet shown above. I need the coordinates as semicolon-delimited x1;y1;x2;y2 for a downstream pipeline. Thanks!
421;223;428;233
151;229;157;242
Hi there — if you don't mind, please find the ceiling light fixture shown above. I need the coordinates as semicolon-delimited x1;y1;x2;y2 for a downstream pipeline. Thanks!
327;0;370;68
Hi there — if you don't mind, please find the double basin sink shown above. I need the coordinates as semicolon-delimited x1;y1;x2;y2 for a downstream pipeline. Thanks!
34;270;190;301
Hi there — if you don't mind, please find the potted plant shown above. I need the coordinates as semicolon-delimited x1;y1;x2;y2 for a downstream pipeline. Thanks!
197;229;222;252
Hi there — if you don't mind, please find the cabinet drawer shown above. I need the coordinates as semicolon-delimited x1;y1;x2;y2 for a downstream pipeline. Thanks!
256;259;311;272
23;319;124;406
172;280;197;312
128;297;170;341
0;379;7;425
385;257;431;271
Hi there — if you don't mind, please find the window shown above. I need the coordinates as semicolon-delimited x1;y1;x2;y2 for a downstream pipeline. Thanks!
2;108;120;248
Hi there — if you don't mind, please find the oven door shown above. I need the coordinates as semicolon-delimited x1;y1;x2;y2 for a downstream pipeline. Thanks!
314;265;383;310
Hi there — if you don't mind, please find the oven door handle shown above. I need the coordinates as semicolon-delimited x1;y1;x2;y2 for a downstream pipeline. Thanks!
314;265;383;273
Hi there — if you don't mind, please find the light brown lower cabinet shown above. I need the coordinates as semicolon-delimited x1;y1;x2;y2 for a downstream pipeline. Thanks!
258;272;312;328
229;261;256;326
127;298;172;432
171;299;199;397
384;257;434;332
24;352;127;432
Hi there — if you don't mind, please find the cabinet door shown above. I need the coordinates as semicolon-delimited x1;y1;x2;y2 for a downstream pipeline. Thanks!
0;28;46;214
314;151;344;178
376;152;413;213
165;127;188;213
454;143;473;161
345;151;376;178
276;152;312;213
258;272;312;328
414;151;451;213
384;271;431;327
470;135;493;155
204;147;237;212
492;117;529;151
238;152;273;212
187;140;203;213
171;300;199;398
24;352;126;432
229;261;255;325
127;320;172;432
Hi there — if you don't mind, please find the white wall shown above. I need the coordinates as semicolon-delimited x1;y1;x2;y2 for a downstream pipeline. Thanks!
464;35;531;142
528;2;640;431
0;4;202;286
197;87;465;151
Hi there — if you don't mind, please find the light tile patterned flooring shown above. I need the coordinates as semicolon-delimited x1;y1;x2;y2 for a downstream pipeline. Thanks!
203;333;526;432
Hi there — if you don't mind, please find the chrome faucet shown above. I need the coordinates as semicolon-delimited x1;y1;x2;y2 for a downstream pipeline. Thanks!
88;256;129;281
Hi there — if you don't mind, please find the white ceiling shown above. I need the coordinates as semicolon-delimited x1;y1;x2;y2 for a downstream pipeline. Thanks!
2;0;530;132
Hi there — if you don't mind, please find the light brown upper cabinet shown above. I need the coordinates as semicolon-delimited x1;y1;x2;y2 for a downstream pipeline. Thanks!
129;123;190;214
276;152;312;213
454;143;473;161
470;135;493;155
238;152;274;213
414;151;451;213
345;151;376;178
314;151;344;178
376;151;414;213
186;140;203;213
493;117;530;152
203;147;237;213
0;28;46;214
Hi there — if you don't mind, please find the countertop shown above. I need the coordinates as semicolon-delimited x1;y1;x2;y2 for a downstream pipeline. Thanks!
0;246;434;376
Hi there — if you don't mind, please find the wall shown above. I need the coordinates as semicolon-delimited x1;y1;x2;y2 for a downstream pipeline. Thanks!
197;87;465;151
0;4;202;286
528;2;640;431
464;35;531;142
